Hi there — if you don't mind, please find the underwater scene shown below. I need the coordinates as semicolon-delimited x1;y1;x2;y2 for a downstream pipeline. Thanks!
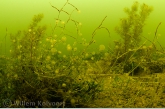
0;0;165;108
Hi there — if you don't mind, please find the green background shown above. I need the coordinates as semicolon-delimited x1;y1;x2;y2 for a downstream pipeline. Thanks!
0;0;164;56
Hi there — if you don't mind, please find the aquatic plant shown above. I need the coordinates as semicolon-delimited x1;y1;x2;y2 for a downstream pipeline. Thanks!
0;0;105;108
109;2;156;76
1;0;165;108
115;1;153;52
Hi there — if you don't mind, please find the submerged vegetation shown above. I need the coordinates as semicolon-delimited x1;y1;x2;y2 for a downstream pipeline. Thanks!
0;0;165;108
